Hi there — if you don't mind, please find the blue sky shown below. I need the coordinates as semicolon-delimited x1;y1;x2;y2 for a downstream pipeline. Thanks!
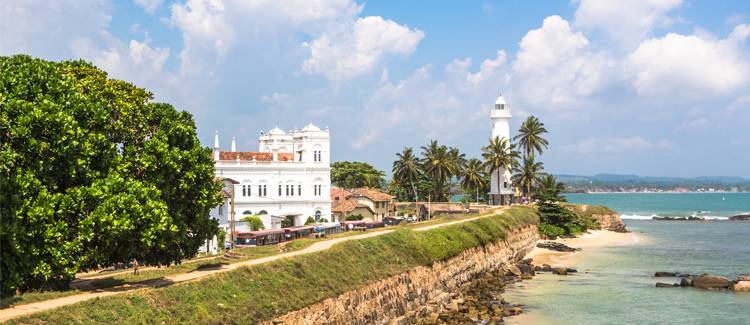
2;0;750;177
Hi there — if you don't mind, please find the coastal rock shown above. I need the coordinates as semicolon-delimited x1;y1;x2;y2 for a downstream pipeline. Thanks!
652;216;705;221
691;274;731;290
506;265;522;276
655;272;678;277
655;282;678;288
737;274;750;281
731;281;750;292
729;214;750;221
680;278;691;287
537;241;580;252
553;268;569;275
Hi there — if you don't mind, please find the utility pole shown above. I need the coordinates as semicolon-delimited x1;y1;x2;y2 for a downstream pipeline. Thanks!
230;184;236;250
427;194;431;220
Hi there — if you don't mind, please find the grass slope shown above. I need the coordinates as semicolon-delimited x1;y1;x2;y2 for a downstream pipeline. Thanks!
12;206;539;324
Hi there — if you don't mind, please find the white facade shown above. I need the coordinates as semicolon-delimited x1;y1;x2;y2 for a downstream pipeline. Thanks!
209;123;332;232
489;93;514;205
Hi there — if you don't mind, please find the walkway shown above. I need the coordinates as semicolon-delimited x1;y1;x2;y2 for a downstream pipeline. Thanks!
0;209;503;322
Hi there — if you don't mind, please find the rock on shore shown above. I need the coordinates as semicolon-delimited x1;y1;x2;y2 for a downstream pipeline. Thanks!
691;274;731;290
536;241;580;252
653;272;750;292
729;214;750;221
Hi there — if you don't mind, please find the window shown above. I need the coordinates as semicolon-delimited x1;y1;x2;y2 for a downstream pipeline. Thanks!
262;185;267;197
313;150;321;162
503;181;508;189
313;184;322;196
298;184;302;196
218;205;223;216
285;185;290;196
278;184;282;196
315;210;322;221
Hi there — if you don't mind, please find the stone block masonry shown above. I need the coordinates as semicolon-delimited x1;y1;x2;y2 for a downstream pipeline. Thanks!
270;224;539;324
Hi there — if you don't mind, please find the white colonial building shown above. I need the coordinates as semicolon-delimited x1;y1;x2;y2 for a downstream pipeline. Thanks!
209;123;332;232
489;93;514;205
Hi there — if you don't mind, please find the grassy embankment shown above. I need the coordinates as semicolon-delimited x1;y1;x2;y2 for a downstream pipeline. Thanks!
11;206;539;324
564;203;617;229
1;210;495;309
0;240;316;309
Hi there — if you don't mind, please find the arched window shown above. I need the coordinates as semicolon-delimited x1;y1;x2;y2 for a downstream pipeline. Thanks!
258;210;268;215
242;210;253;215
315;210;322;221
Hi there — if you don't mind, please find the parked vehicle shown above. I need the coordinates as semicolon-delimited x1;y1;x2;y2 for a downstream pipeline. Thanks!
235;228;285;246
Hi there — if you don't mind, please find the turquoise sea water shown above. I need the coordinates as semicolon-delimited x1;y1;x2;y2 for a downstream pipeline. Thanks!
506;193;750;325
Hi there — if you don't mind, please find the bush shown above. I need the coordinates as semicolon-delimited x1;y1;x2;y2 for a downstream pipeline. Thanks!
280;218;293;228
539;223;566;239
304;217;316;225
242;215;265;231
318;218;329;223
345;214;364;221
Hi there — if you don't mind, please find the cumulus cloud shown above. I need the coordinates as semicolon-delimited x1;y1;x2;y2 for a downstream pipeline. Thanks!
574;0;683;48
302;16;424;81
134;0;164;14
511;16;614;108
564;137;676;155
627;24;750;99
170;0;233;75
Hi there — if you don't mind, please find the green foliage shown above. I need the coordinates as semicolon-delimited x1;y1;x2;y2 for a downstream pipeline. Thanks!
419;140;464;201
513;115;549;159
538;223;566;239
216;229;226;251
538;201;594;237
12;207;539;324
481;137;520;200
391;147;422;201
512;156;545;200
345;214;364;221
241;215;265;231
331;161;385;189
280;218;292;228
304;217;316;225
318;218;329;223
459;158;487;202
535;174;566;203
0;55;220;296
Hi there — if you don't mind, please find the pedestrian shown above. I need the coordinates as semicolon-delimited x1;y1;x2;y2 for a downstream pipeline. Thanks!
131;258;139;275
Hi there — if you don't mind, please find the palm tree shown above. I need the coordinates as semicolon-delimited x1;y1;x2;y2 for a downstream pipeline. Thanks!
514;115;549;159
420;140;458;201
460;158;486;203
392;147;422;201
536;174;566;203
481;136;520;204
512;156;545;201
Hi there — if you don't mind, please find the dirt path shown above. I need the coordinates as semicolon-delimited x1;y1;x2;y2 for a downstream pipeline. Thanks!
0;209;504;322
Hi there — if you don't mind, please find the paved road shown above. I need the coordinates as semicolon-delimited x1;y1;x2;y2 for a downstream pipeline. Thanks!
0;209;503;322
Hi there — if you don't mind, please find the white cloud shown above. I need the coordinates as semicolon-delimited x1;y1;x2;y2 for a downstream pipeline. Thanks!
134;0;164;14
564;137;676;155
511;16;614;108
302;16;424;81
628;24;750;99
170;0;232;75
574;0;683;48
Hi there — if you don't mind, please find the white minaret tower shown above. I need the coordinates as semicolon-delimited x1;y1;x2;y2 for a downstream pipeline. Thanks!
213;130;220;161
489;92;513;205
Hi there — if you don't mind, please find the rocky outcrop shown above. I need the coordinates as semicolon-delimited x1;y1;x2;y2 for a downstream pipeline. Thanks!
652;216;704;221
729;214;750;221
269;224;539;325
572;204;627;232
691;274;731;290
537;241;580;252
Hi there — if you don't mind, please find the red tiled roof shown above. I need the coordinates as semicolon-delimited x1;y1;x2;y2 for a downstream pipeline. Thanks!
349;187;394;202
330;186;351;202
218;151;294;161
331;199;373;213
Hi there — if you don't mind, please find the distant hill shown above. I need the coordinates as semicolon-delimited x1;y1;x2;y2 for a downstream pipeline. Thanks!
556;174;750;192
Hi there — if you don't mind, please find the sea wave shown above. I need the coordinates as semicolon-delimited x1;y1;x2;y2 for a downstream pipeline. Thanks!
620;214;730;220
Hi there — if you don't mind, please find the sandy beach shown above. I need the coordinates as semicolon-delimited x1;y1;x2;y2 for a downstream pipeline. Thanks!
524;229;647;267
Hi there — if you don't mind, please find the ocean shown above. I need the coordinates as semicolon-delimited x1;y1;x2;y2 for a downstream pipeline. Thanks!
505;192;750;325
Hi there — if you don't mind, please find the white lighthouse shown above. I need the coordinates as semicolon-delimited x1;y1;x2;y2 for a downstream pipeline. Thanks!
489;92;513;205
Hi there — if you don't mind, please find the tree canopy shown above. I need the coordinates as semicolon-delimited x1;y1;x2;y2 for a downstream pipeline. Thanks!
331;161;385;189
0;55;221;296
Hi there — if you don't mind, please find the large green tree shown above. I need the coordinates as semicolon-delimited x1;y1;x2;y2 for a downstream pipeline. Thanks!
391;147;422;201
0;55;221;296
331;161;385;189
513;115;549;159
